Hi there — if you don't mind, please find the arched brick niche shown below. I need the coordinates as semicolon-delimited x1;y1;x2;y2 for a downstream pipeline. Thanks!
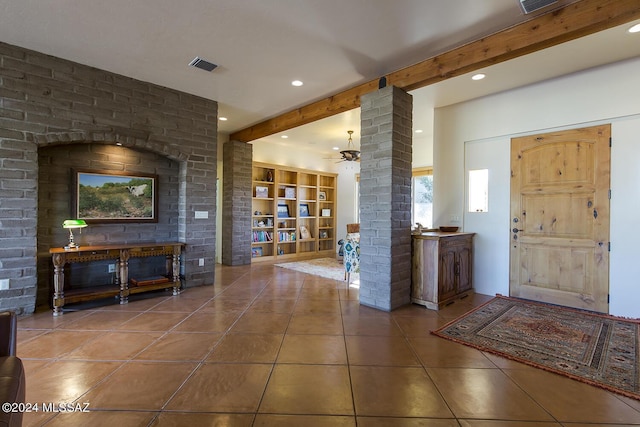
36;139;183;307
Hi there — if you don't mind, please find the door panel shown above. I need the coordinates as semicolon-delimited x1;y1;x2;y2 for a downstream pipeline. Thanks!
510;125;610;313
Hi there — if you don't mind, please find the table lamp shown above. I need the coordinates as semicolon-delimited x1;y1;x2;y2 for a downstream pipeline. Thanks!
62;219;88;249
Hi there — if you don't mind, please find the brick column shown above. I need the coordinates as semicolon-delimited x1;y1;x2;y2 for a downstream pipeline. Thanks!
359;86;413;311
222;140;252;265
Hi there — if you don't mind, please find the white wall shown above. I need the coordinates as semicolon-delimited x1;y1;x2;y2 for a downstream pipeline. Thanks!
434;57;640;317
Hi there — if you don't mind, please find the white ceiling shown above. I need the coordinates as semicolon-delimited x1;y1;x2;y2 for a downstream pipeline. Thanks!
1;0;639;156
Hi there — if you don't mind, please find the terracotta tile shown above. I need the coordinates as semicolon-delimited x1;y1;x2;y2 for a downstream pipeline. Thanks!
18;330;103;358
393;315;446;337
293;299;342;315
350;366;452;418
341;301;389;317
458;421;561;427
248;297;298;313
26;360;120;403
229;312;290;334
81;361;196;410
278;334;347;364
116;312;189;331
17;309;91;330
207;333;283;363
135;332;221;361
18;264;638;426
343;315;403;336
99;295;170;311
67;331;162;360
172;311;239;332
299;287;341;300
199;297;252;313
346;336;420;366
57;310;142;330
166;363;271;412
504;368;640;424
287;314;343;335
151;413;254;426
409;335;496;368
259;365;354;415
178;284;219;299
151;296;210;312
358;418;460;427
427;367;554;421
42;410;157;427
254;414;356;427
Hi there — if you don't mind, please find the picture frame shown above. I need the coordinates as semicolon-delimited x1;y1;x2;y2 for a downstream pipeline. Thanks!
299;203;310;217
251;247;263;257
321;208;331;217
255;186;269;198
320;230;328;239
73;169;158;223
284;187;296;199
277;203;290;218
299;225;311;240
318;191;327;201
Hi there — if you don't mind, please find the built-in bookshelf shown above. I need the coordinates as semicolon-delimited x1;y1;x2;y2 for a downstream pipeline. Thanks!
251;162;337;262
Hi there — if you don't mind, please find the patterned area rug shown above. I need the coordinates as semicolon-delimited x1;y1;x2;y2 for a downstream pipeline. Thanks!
433;295;640;400
275;257;359;283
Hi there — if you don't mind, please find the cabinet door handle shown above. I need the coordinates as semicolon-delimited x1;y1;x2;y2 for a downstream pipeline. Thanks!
454;262;460;276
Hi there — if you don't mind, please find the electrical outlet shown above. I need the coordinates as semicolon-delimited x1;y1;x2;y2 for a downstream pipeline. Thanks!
198;258;205;267
108;264;116;273
0;279;9;290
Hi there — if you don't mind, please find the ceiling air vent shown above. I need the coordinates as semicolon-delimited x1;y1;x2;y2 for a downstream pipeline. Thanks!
188;57;218;72
519;0;558;14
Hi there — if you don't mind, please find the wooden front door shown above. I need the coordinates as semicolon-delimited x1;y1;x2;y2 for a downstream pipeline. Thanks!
510;125;610;313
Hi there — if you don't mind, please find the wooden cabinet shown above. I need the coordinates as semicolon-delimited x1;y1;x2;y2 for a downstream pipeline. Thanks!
251;162;337;262
411;232;474;310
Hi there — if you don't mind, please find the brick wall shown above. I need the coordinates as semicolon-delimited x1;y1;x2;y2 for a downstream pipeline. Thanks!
0;41;218;314
222;141;252;265
359;86;413;311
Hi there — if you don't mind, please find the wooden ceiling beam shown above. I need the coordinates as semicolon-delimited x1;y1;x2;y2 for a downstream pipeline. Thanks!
230;0;640;142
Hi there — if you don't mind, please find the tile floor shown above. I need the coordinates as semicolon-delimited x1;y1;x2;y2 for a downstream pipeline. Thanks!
15;263;640;426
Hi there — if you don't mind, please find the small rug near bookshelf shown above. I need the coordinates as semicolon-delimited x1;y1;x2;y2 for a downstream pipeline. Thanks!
433;295;640;400
275;257;358;283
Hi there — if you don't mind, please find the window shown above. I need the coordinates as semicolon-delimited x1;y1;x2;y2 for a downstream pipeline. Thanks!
353;169;433;228
468;169;488;212
412;167;433;228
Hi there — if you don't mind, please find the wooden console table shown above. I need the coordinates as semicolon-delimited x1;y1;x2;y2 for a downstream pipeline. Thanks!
49;242;184;316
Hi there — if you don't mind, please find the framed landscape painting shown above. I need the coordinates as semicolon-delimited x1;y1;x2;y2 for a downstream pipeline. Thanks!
73;169;158;223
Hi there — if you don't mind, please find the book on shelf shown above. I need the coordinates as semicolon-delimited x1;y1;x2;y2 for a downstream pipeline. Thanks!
252;230;273;242
278;231;296;241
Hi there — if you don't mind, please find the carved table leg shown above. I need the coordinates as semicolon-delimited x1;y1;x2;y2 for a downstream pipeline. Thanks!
119;249;130;304
52;253;66;316
171;249;181;296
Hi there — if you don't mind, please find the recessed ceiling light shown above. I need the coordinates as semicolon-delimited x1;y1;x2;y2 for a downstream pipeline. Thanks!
472;73;486;81
415;129;423;133
219;117;228;121
332;147;340;151
281;135;288;139
291;80;304;87
629;23;640;33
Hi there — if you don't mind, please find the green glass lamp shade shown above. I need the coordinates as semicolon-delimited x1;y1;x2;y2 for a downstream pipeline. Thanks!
62;219;88;229
62;219;87;249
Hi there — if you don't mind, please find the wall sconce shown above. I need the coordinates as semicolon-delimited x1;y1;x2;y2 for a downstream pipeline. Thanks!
62;219;88;249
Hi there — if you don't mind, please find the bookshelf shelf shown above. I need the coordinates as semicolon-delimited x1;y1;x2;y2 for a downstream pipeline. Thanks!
251;162;337;262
